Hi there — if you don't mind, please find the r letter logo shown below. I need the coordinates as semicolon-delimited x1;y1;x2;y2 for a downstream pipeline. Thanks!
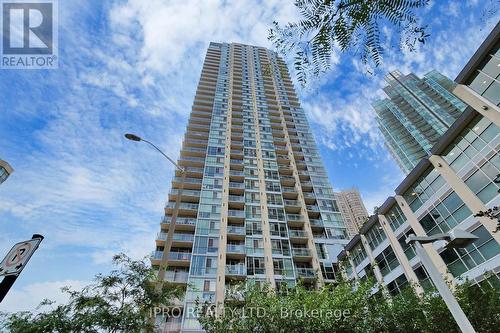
1;0;58;69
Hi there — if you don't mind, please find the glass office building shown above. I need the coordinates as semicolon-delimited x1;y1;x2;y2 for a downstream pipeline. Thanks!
152;42;349;332
373;70;468;174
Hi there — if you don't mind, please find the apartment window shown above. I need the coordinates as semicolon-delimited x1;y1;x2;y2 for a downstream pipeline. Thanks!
386;204;407;231
267;193;283;205
398;229;416;260
440;225;499;277
418;191;471;235
246;222;263;236
268;207;285;221
351;243;367;267
365;222;387;250
403;166;446;212
375;246;399;276
269;222;288;237
246;206;261;219
247;257;266;275
463;156;500;204
320;263;336;280
271;239;291;256
387;274;408;296
413;266;434;291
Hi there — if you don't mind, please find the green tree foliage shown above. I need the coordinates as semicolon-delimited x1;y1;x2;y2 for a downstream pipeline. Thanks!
269;0;431;85
0;254;183;333
198;278;500;333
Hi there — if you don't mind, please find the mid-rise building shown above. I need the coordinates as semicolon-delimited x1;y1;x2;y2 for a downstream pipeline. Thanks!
0;159;13;184
339;24;500;296
372;70;468;174
335;188;369;238
152;42;349;332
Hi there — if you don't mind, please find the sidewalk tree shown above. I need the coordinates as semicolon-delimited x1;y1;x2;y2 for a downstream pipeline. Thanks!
0;254;183;333
269;0;430;85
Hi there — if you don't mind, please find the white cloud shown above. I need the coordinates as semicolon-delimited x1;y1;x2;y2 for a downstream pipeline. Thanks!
0;280;88;313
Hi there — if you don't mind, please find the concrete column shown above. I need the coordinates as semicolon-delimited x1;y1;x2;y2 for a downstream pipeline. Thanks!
378;214;424;295
345;250;359;280
453;84;500;127
394;195;454;282
359;235;384;284
215;45;234;308
267;52;324;287
429;155;500;243
249;48;275;288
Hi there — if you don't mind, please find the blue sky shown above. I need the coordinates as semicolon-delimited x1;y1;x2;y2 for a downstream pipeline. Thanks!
0;0;498;311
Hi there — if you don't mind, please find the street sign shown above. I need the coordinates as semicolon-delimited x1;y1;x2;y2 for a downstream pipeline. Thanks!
0;237;43;277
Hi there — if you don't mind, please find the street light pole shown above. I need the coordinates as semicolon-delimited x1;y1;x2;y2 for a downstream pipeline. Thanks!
407;230;478;333
124;133;186;282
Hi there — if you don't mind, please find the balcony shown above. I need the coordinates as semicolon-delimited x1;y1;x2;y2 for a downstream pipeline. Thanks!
172;233;194;246
309;219;324;229
171;177;202;190
168;189;200;202
226;244;246;258
229;170;244;180
230;159;244;170
178;156;204;167
295;267;316;279
227;209;245;222
227;225;246;240
165;202;198;216
161;217;196;231
228;194;245;209
287;214;305;227
181;146;206;157
292;248;312;259
229;182;245;194
184;138;208;147
225;265;246;278
168;252;192;266
164;271;189;284
283;199;301;213
289;230;308;244
280;175;295;186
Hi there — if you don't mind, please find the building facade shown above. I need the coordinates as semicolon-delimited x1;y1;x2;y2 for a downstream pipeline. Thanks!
373;70;468;174
152;42;349;332
339;24;500;296
334;188;369;238
0;159;13;184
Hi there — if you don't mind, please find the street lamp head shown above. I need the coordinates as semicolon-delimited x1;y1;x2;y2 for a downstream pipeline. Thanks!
125;133;142;142
445;229;479;249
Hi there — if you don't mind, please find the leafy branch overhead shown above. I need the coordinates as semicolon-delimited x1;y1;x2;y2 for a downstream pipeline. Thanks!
269;0;431;85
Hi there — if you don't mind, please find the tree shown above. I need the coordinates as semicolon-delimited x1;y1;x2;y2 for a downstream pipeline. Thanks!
269;0;431;85
198;277;500;333
0;254;183;333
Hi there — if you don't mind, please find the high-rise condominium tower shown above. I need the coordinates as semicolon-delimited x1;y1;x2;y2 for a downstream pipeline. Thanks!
334;188;369;238
152;42;349;332
372;70;467;174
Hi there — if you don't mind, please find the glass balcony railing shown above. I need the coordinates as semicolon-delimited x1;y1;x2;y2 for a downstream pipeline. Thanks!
226;244;246;253
229;170;244;177
162;217;197;226
284;199;300;206
168;252;191;261
309;219;324;227
172;177;202;184
286;214;303;221
172;234;194;242
229;182;245;189
157;232;167;241
151;250;163;260
169;189;201;197
281;186;296;192
225;265;246;275
228;195;245;202
164;271;189;283
227;226;245;235
292;248;312;256
289;230;308;238
306;205;320;212
296;267;316;277
228;210;245;218
165;202;199;210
